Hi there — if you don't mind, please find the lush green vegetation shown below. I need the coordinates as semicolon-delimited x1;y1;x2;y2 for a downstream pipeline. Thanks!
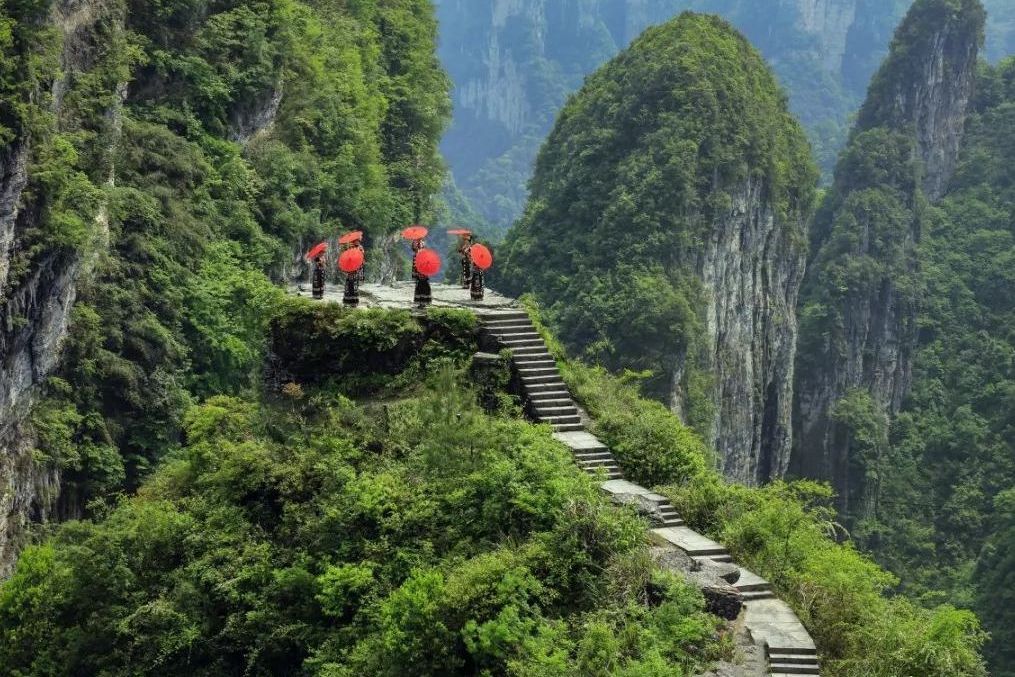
2;348;731;675
517;298;988;676
20;0;450;515
855;57;1015;674
498;13;817;407
665;478;988;676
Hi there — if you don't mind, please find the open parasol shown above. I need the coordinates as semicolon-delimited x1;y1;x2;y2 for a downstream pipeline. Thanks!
447;228;472;236
414;248;441;277
306;242;328;260
470;243;493;270
339;230;363;245
402;225;429;240
339;248;365;273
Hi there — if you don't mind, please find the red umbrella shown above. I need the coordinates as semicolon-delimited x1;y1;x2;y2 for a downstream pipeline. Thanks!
306;242;327;260
339;248;364;273
402;225;429;240
470;243;493;270
339;230;363;245
414;248;441;277
447;228;472;236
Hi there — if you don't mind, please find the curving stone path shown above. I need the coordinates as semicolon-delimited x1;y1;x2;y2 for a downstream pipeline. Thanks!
296;283;820;676
478;306;821;677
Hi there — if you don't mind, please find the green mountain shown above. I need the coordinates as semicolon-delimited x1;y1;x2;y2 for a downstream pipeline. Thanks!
498;12;818;486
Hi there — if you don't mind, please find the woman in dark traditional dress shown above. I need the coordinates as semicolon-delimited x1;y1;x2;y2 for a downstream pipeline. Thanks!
312;256;326;299
457;233;473;288
411;238;432;308
470;262;484;301
341;242;362;307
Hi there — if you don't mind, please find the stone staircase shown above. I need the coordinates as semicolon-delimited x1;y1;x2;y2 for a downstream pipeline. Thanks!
478;309;820;677
766;646;821;676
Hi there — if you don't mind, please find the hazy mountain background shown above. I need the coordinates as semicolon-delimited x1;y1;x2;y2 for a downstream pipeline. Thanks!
436;0;1015;234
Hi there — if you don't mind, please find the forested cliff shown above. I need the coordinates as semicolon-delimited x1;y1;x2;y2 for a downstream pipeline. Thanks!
0;0;449;573
498;13;818;486
793;0;984;517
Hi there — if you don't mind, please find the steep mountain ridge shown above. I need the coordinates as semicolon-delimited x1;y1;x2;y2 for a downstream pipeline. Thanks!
437;0;1015;234
793;0;985;516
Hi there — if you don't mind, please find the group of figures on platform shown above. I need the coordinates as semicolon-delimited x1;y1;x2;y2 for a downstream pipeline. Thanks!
304;226;493;309
308;231;366;307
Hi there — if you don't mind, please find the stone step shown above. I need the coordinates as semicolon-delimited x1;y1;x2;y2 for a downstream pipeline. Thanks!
768;663;820;675
537;414;581;425
494;331;542;340
480;311;530;321
514;355;554;365
533;405;579;416
552;423;585;432
510;345;550;356
521;374;566;386
766;647;818;657
513;355;556;365
742;590;777;602
767;654;819;666
652;527;729;557
518;366;560;376
584;466;623;479
530;397;574;408
574;451;613;460
659;518;686;527
578;457;618;467
525;382;568;393
502;337;545;348
528;390;571;401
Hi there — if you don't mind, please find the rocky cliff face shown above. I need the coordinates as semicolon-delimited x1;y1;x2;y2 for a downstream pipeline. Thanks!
0;0;122;575
694;177;807;485
792;0;984;515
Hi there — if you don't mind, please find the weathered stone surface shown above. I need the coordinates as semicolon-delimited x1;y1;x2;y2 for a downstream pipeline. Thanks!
703;584;744;621
688;175;805;485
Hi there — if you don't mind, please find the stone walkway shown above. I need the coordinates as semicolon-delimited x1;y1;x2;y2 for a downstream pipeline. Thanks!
297;283;821;675
290;281;519;310
477;307;821;677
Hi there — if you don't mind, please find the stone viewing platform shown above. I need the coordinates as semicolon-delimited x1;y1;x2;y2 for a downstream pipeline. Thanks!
290;281;519;311
301;282;821;676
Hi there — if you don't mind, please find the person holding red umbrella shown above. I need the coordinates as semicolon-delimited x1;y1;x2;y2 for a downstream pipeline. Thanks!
470;243;493;302
449;229;473;288
339;249;364;307
402;225;432;308
306;242;328;299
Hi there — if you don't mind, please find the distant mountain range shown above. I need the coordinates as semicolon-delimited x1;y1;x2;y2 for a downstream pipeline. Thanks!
436;0;1015;234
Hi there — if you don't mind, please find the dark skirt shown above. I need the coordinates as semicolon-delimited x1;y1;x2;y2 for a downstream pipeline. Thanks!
343;274;359;307
470;269;484;301
460;256;471;288
312;268;325;299
414;277;432;307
